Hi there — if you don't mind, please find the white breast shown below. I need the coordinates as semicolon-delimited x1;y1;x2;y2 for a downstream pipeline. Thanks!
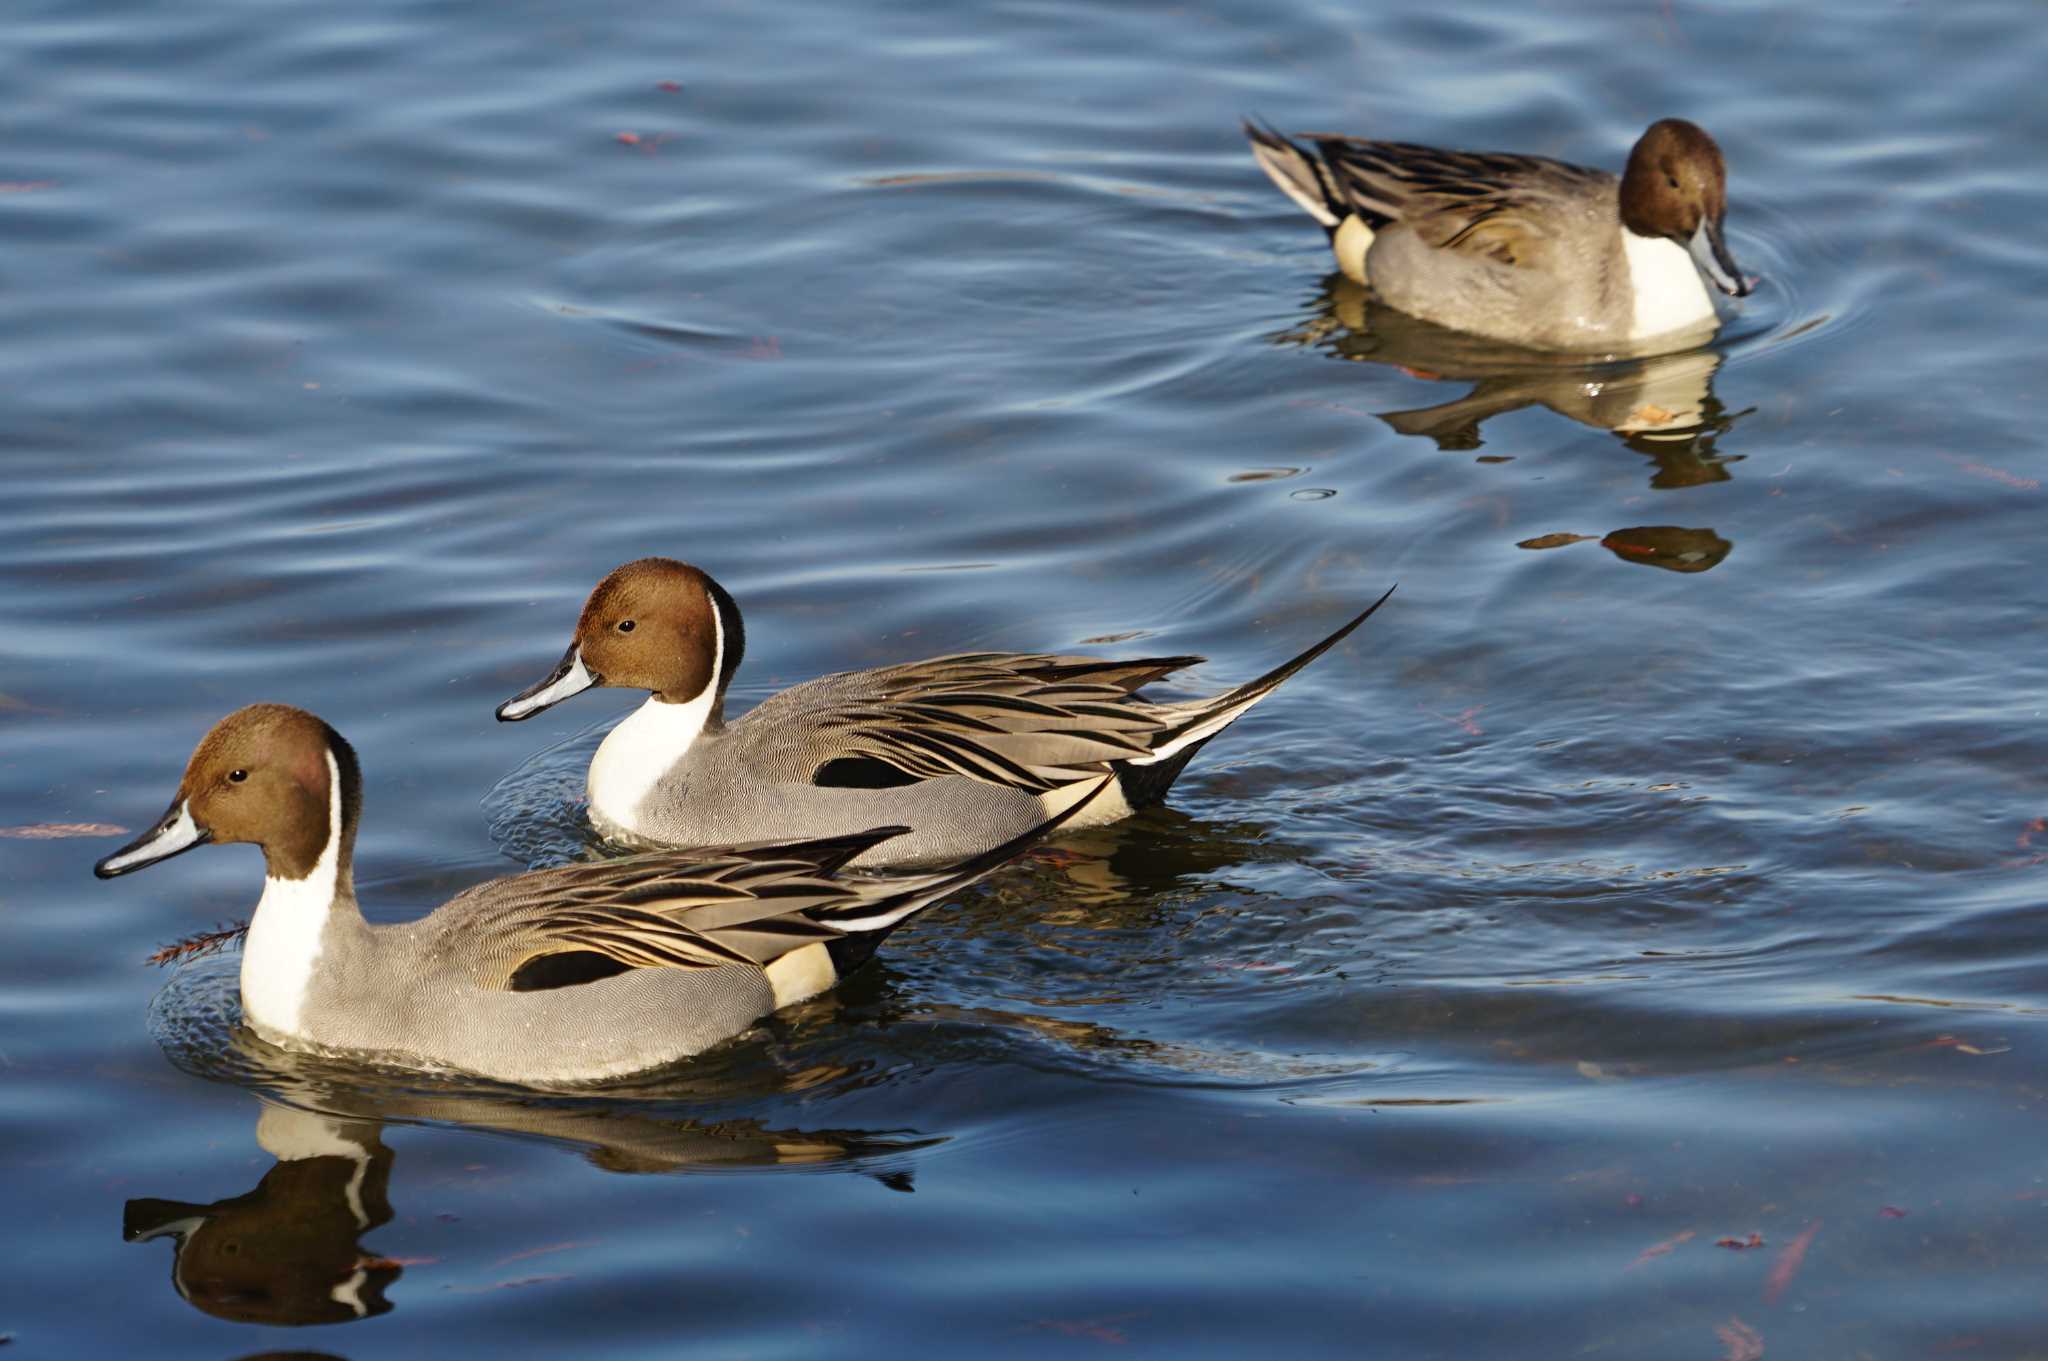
589;596;722;836
588;689;714;835
1623;228;1715;341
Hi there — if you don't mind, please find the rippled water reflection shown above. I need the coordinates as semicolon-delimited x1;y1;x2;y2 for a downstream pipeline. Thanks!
7;0;2047;1355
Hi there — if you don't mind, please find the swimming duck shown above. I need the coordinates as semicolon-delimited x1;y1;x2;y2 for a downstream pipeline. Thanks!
496;559;1394;867
94;703;1106;1085
1245;117;1750;351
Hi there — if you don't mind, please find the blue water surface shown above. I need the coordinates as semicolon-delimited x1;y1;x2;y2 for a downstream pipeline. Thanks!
4;0;2046;1355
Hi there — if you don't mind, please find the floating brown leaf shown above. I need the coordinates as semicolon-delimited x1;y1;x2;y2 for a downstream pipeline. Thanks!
1516;532;1596;550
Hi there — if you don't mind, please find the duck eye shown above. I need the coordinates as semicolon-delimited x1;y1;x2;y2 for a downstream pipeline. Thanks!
616;619;636;633
1666;174;1679;190
228;769;248;784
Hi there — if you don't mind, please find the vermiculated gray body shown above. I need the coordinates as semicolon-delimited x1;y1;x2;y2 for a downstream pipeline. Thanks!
613;663;1139;867
280;905;773;1086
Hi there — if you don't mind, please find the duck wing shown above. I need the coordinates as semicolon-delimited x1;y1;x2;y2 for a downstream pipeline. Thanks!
445;837;903;987
801;651;1207;795
1307;137;1612;270
438;780;1116;991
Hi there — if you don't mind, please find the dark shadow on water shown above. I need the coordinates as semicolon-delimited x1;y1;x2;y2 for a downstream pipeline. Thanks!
1514;524;1734;574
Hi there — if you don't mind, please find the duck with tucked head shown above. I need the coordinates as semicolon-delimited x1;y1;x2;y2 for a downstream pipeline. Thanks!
95;704;1104;1085
496;559;1395;868
1246;117;1751;352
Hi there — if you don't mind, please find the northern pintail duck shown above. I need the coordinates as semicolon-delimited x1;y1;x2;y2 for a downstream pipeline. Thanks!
1245;118;1751;351
496;559;1395;868
94;704;1104;1085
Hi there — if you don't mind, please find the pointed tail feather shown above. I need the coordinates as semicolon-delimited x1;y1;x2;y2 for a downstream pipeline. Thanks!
1135;585;1397;768
820;776;1116;935
695;825;914;876
1244;119;1345;230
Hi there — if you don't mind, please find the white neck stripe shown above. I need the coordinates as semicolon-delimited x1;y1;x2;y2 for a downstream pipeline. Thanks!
586;600;720;838
241;747;343;1038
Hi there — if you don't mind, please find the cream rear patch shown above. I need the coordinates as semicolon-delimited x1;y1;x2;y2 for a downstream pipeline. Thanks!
1333;216;1376;286
765;942;837;1010
1041;775;1132;829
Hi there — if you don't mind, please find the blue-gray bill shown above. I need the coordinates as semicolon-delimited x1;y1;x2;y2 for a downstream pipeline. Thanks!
93;798;211;878
1689;216;1751;296
496;643;600;722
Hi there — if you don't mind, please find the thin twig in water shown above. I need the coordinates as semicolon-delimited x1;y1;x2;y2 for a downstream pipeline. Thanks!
147;922;248;967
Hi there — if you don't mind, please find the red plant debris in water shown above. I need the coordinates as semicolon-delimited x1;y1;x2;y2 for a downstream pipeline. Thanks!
486;1274;571;1291
1024;845;1092;868
1762;1220;1820;1304
656;80;682;92
1717;1233;1766;1250
1;181;57;193
1938;452;2040;492
493;1239;596;1266
2019;817;2046;849
1716;1317;1764;1361
147;923;248;966
1417;701;1484;736
0;822;129;839
1928;1034;2010;1056
1029;1313;1141;1345
1624;1228;1694;1271
1879;1205;1908;1219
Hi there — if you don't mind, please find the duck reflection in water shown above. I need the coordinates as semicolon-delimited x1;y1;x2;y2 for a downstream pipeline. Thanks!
1272;276;1754;487
124;1104;400;1327
123;1071;937;1328
1273;278;1745;572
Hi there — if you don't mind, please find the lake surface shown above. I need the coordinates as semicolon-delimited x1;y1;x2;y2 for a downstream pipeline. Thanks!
5;0;2046;1354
